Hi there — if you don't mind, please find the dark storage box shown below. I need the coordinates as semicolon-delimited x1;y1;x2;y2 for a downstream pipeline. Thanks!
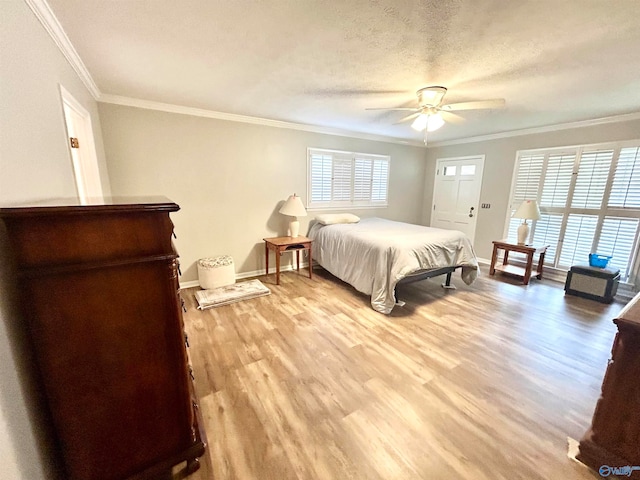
564;265;620;303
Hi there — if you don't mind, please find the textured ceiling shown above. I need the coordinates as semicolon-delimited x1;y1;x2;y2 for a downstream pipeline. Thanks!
46;0;640;144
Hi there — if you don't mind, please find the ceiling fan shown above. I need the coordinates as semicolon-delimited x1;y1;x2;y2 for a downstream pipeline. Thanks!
367;86;505;143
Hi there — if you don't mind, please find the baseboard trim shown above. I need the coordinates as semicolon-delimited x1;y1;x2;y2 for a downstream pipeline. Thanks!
179;263;309;289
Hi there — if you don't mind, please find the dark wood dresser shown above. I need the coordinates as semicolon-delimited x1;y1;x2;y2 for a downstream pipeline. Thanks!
0;197;205;480
578;292;640;476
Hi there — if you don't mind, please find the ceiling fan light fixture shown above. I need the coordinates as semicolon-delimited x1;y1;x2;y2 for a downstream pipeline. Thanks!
417;86;447;107
426;113;445;132
411;113;445;132
411;114;429;131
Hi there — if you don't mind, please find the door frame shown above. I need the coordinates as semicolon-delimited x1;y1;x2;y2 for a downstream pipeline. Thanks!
59;85;103;203
431;155;485;244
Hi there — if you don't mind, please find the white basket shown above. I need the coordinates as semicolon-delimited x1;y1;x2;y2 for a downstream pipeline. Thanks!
197;255;235;289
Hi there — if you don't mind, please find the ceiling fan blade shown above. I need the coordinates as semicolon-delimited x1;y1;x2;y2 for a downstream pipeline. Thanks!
441;99;506;111
439;110;466;124
393;112;421;125
366;107;420;111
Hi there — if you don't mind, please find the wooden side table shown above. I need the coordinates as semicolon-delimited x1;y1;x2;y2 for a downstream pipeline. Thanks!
263;236;313;285
489;240;549;285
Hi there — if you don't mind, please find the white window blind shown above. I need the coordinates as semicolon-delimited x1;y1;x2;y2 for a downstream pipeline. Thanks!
310;152;332;204
598;216;639;277
609;147;640;208
506;154;544;242
371;159;389;202
531;213;563;265
558;214;598;268
332;157;352;203
308;148;390;209
540;154;574;208
571;150;613;209
507;141;640;284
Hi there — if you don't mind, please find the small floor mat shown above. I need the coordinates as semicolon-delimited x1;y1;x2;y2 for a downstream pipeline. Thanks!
195;279;271;310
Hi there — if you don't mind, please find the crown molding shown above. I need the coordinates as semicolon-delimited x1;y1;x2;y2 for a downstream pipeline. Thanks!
98;94;426;147
428;111;640;148
26;0;639;150
24;0;100;99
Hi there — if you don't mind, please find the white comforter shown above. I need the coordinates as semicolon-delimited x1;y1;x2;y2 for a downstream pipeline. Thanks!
308;217;479;314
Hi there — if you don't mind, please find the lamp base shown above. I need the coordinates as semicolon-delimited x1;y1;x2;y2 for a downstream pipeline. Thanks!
517;221;530;245
289;219;300;237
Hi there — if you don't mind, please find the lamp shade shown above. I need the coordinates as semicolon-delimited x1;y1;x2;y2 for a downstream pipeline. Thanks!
512;199;541;220
279;194;307;217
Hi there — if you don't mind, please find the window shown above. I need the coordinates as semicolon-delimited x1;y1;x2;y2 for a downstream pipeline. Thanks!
308;148;390;209
460;165;476;176
507;142;640;283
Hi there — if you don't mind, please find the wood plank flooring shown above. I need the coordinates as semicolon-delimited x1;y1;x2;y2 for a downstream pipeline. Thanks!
181;266;621;480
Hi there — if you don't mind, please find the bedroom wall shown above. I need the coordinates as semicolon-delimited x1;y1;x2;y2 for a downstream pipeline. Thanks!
99;103;427;283
422;118;640;261
0;1;110;478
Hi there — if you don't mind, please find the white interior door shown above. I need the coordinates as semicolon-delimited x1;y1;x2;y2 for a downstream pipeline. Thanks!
60;86;103;203
431;156;485;243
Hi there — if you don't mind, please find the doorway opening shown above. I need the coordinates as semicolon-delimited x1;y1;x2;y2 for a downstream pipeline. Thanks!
60;85;103;203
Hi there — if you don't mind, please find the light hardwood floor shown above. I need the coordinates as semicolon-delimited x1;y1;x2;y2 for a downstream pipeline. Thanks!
181;266;621;480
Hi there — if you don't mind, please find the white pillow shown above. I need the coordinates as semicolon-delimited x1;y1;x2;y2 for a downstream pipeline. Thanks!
315;213;360;225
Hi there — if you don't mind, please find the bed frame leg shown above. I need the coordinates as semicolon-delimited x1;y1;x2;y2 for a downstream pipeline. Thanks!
441;271;456;289
395;300;406;307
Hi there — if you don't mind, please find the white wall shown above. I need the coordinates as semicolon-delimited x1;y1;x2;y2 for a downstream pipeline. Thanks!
0;1;110;478
99;103;427;282
422;119;640;261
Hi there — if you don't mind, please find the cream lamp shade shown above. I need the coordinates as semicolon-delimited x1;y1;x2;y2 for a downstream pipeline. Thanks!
512;199;541;245
279;194;307;237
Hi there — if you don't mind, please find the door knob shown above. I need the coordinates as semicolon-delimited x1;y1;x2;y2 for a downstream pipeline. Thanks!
469;206;475;218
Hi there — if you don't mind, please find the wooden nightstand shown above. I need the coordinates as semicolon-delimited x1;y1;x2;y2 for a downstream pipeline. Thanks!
263;236;313;285
489;240;549;285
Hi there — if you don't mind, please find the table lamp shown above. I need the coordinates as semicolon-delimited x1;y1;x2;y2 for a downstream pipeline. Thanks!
279;193;307;237
512;199;541;245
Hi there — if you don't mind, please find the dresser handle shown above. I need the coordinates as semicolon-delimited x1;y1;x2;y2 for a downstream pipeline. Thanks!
189;367;195;381
172;230;177;239
181;298;187;313
184;333;190;348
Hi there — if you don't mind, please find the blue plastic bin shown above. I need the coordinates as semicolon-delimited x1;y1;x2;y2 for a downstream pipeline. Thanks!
589;253;612;268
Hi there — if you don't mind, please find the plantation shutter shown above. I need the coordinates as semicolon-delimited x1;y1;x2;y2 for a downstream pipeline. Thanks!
507;142;640;284
308;148;390;208
540;153;574;208
571;150;613;209
371;158;389;203
331;155;352;203
507;154;544;242
531;213;563;265
309;152;333;204
609;147;640;208
597;217;640;278
558;214;599;268
353;157;372;202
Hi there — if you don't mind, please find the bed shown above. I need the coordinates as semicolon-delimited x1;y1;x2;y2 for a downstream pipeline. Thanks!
308;217;479;314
